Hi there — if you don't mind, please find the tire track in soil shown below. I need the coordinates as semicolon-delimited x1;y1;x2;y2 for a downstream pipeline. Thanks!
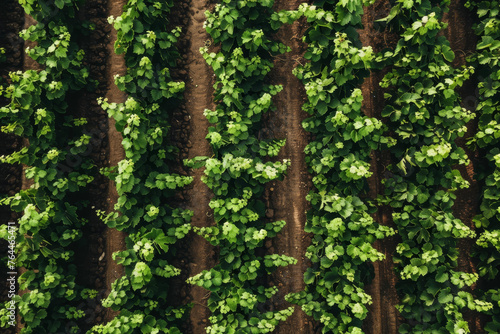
103;0;127;323
268;1;314;333
359;1;402;333
443;1;483;332
0;2;24;333
183;0;216;332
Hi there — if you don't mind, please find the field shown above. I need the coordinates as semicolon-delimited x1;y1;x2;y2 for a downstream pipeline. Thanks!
0;0;499;333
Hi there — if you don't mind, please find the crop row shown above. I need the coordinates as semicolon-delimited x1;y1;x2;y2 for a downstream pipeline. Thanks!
0;0;96;332
89;0;193;333
467;0;500;332
275;2;395;333
185;1;297;333
377;0;494;332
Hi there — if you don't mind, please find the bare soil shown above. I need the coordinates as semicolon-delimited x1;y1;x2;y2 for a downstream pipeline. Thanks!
268;1;315;333
359;1;403;333
181;0;217;331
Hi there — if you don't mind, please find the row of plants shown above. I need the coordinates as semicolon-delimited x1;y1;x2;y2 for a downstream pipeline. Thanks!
467;0;500;332
185;1;298;333
272;2;396;333
0;0;98;332
2;1;500;333
377;0;493;332
88;0;194;333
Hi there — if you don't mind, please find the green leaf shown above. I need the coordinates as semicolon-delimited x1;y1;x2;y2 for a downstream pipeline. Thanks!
304;269;316;284
438;289;453;304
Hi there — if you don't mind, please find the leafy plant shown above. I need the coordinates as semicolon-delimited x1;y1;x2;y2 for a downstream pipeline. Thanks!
376;1;491;332
88;0;193;333
185;1;297;332
0;0;95;332
274;2;395;333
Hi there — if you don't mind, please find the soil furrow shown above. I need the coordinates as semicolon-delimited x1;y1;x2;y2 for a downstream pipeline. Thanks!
269;1;313;333
183;0;215;332
360;2;402;333
103;0;127;323
443;1;483;331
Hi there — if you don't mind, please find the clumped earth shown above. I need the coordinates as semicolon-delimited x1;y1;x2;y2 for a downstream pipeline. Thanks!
0;0;486;333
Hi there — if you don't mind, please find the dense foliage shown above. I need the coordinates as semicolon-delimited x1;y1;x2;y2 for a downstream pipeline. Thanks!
88;1;193;333
273;2;395;333
467;0;500;332
0;0;97;332
1;0;500;333
185;1;297;333
377;0;492;332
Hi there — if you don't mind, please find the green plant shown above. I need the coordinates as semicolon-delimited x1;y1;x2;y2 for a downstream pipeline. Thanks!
466;0;500;332
0;0;95;332
88;0;193;333
376;1;491;332
184;1;297;332
274;2;395;333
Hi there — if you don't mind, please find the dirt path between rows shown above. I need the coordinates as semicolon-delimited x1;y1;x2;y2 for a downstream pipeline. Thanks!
103;0;127;323
360;2;402;333
268;2;313;333
444;1;483;331
183;0;215;332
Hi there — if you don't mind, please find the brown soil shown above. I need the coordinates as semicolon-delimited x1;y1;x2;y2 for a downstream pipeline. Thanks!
268;1;314;333
443;1;484;331
182;0;216;332
360;2;403;333
103;0;127;323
